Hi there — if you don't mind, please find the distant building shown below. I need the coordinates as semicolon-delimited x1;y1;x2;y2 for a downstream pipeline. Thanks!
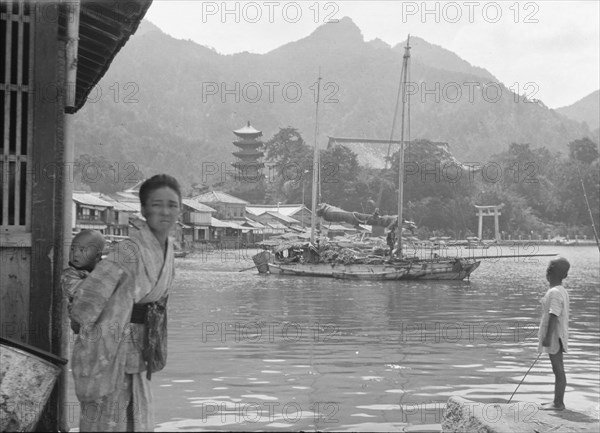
72;192;138;236
247;210;301;230
181;198;215;242
192;190;249;221
246;204;312;228
192;191;249;247
97;193;139;236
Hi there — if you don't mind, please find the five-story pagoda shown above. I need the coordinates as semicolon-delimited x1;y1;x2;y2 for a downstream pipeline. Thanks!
232;121;264;181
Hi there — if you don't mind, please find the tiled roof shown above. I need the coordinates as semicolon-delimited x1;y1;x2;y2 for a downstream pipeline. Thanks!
210;217;244;229
99;195;139;212
115;191;140;202
182;198;216;213
72;192;113;207
266;222;287;230
193;191;249;205
246;204;308;217
243;218;266;229
264;211;300;224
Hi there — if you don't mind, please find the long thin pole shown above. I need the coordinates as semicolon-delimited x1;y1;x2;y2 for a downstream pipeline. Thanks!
376;51;406;209
61;2;80;430
310;69;322;244
397;37;411;258
576;163;600;253
507;353;542;403
462;253;558;260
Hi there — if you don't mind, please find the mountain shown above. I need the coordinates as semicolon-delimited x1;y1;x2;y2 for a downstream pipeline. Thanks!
556;90;599;131
72;17;594;189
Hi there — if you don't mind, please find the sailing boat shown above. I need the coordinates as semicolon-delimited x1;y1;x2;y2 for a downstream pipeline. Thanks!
254;37;481;280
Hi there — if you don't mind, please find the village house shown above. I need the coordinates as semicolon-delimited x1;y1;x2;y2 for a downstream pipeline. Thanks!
181;198;215;244
71;191;138;236
241;218;267;244
246;209;302;231
193;190;249;220
246;203;312;228
97;193;139;237
192;190;249;247
72;191;112;233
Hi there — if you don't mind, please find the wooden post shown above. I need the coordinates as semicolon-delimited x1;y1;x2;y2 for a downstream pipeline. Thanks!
494;207;500;241
478;208;483;240
31;3;63;430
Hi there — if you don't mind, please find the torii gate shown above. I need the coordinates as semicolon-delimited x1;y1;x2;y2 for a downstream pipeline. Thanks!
475;204;504;241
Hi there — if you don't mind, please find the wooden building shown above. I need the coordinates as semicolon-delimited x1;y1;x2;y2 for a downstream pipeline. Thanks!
72;191;112;232
193;190;249;221
246;203;312;228
181;198;215;243
0;1;152;429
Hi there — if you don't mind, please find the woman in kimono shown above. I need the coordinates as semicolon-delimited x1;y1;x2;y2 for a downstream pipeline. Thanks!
70;174;181;432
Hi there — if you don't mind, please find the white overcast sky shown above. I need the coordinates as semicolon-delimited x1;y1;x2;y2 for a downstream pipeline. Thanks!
145;0;599;109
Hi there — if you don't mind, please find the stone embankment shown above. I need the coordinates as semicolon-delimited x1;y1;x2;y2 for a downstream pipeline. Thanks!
442;396;600;432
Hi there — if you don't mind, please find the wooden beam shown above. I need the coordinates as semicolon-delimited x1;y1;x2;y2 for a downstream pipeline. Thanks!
30;4;63;430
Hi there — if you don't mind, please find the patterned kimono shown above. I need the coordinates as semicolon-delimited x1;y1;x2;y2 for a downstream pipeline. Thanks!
70;221;174;432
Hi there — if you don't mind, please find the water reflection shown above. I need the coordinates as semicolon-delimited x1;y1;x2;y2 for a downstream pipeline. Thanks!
75;246;600;431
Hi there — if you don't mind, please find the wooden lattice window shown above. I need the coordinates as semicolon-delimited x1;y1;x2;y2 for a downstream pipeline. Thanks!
1;1;33;232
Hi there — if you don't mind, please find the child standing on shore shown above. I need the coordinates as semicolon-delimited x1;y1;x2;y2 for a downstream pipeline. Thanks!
538;256;570;411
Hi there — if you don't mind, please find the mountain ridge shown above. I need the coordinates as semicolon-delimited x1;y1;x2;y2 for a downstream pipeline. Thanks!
556;89;600;131
72;17;595;188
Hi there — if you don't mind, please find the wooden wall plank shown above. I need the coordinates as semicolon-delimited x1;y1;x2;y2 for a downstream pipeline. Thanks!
30;1;59;352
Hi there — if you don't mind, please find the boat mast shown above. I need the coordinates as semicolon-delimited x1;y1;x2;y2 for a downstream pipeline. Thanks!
397;36;411;258
310;69;322;244
576;162;600;253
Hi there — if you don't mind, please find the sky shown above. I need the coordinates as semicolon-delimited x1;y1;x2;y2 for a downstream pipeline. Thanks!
145;0;600;109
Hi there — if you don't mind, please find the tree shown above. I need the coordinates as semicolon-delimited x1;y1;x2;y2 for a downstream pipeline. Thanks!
568;137;599;164
320;145;365;210
263;127;313;205
73;154;144;194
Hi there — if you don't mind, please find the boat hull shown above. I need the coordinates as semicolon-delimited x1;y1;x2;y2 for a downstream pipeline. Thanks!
402;260;480;280
268;262;408;280
265;259;480;281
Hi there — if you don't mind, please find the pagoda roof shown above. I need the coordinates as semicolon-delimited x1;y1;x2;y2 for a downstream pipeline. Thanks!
233;121;262;137
233;138;263;145
233;150;264;157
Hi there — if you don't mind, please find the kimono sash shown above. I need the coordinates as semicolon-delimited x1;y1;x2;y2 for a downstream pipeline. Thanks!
70;222;174;401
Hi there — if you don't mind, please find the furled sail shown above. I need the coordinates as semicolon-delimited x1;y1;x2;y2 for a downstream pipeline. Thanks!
316;203;416;231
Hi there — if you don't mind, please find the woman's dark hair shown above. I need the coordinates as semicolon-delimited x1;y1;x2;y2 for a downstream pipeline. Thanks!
139;174;182;206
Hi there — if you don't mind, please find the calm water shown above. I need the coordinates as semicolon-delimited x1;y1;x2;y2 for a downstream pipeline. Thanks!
150;245;600;431
66;246;600;431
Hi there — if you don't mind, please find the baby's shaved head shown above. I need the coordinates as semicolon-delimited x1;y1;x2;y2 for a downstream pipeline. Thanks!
73;230;105;251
